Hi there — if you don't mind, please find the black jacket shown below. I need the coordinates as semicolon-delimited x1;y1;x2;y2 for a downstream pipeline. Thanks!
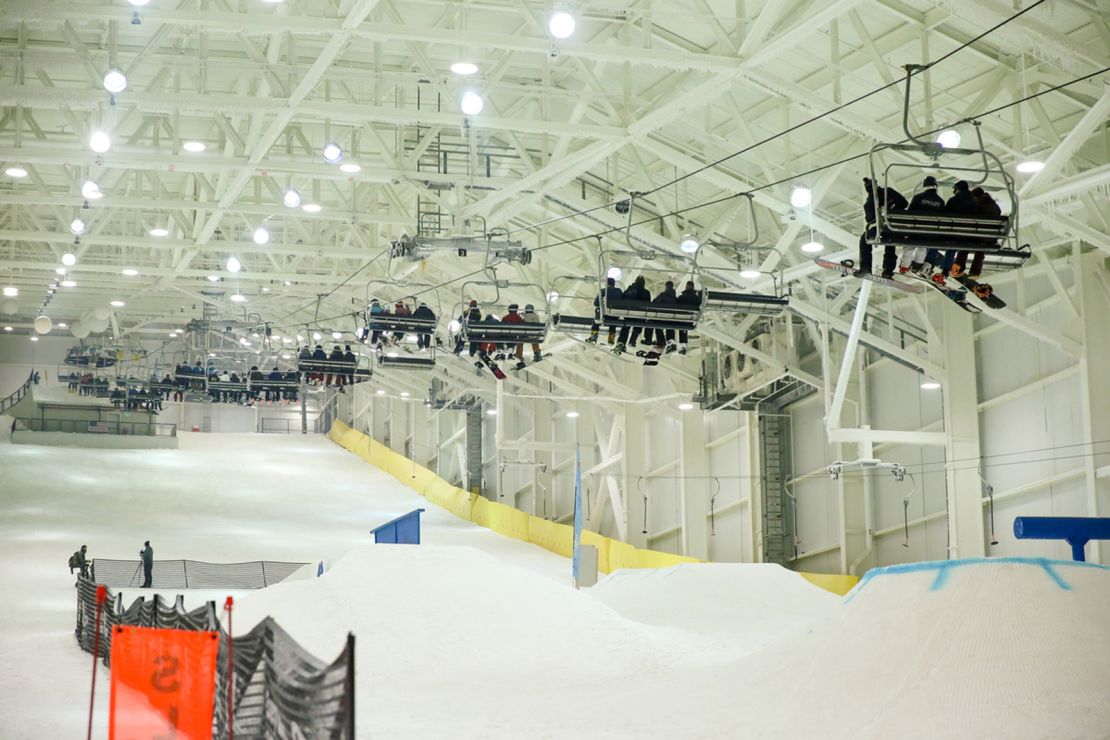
594;286;623;307
864;186;909;224
413;306;436;321
142;546;153;567
654;287;677;304
946;190;978;215
677;288;701;306
909;188;945;212
622;283;651;302
343;351;357;364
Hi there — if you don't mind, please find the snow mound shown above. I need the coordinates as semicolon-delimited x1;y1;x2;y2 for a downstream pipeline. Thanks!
590;563;837;646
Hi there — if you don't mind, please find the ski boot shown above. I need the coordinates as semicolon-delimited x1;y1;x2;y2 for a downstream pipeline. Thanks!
515;360;527;371
533;352;543;362
931;273;947;287
611;342;626;355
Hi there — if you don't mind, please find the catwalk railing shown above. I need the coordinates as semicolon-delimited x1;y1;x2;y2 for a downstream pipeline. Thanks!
75;578;355;739
90;558;306;589
0;371;35;413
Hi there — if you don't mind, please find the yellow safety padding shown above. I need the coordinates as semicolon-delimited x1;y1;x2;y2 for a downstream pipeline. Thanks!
327;421;859;594
798;572;860;596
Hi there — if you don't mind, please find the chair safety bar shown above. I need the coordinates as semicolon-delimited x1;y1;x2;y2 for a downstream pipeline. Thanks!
379;354;436;370
367;316;437;334
462;320;548;344
978;245;1031;272
600;301;699;330
879;213;1011;250
702;291;789;316
551;314;596;330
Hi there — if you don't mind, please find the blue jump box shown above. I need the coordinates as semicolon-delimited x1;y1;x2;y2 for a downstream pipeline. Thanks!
1013;516;1110;562
371;508;426;545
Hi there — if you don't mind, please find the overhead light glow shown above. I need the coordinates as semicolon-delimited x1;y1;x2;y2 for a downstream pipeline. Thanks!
606;266;623;281
69;219;85;235
207;275;220;282
89;130;111;153
451;62;478;75
548;10;576;39
400;391;410;398
546;291;560;303
376;389;386;396
62;252;78;266
789;185;812;208
936;129;961;149
121;268;138;276
226;256;241;273
800;240;824;254
102;68;127;94
262;287;271;293
322;142;343;163
448;319;462;333
252;227;270;245
331;331;342;339
460;91;484;116
60;280;77;288
283;189;301;208
128;0;150;6
29;336;38;342
678;402;695;411
110;300;125;307
169;332;177;337
230;293;247;303
58;323;67;328
1016;160;1045;174
5;167;28;178
485;408;497;416
149;227;169;237
920;380;941;390
739;268;762;279
81;180;103;200
679;234;700;254
2;286;17;297
182;141;206;153
339;163;361;174
566;411;580;419
302;203;322;213
312;332;322;341
55;267;67;276
3;326;11;332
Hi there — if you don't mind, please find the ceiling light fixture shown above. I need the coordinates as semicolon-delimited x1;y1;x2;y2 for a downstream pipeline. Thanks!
312;332;322;341
149;227;169;237
128;0;150;6
936;129;961;149
679;234;700;254
331;331;342;340
678;402;695;411
62;252;78;266
1016;159;1045;174
81;180;103;200
121;268;138;276
400;391;411;398
6;167;28;178
230;293;247;303
60;280;77;288
322;142;342;163
102;68;127;94
548;10;576;39
566;411;580;419
89;130;111;153
206;275;220;282
55;267;67;276
339;163;361;174
547;291;560;303
110;300;125;307
920;380;941;390
226;256;242;273
182;141;206;153
2;286;17;297
606;266;623;281
252;227;270;245
451;62;478;75
375;389;386;396
283;188;301;208
800;240;824;254
69;219;85;236
789;185;812;208
3;326;11;332
58;323;67;328
460;91;484;116
739;268;762;279
302;203;322;213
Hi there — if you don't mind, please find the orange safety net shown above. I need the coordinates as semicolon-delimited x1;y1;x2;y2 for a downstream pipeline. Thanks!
109;626;220;740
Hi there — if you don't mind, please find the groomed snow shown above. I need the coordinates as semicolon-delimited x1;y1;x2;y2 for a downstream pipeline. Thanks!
2;431;1107;738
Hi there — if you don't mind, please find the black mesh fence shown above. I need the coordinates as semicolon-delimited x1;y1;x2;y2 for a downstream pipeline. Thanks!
75;578;354;738
91;558;307;589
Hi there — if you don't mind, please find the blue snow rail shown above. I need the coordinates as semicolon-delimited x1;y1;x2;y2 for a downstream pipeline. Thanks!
371;508;427;545
1013;516;1110;562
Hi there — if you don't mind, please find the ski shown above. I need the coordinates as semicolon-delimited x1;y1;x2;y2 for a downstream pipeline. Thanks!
813;258;925;294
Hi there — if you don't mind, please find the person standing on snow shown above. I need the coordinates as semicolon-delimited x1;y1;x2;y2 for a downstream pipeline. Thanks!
140;541;153;588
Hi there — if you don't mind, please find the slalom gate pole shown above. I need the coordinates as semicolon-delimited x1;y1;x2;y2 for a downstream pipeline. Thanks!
224;596;234;740
86;584;107;740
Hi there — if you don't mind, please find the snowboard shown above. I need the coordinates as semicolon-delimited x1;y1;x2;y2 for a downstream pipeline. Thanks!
903;273;983;313
476;352;507;380
953;275;1006;309
814;259;925;294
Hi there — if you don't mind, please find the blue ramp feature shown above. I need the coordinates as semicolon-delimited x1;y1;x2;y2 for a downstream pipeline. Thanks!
371;508;427;544
1013;516;1110;562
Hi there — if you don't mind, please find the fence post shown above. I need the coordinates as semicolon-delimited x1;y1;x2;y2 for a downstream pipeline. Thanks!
260;561;267;587
346;633;356;739
183;560;188;589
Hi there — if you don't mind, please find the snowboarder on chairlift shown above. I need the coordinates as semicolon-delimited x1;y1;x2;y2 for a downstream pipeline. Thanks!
613;276;651;355
522;304;543;363
900;175;946;277
588;277;623;344
857;177;908;279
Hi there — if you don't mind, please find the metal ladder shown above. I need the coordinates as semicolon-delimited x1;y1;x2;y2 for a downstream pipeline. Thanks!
759;414;794;565
201;400;213;433
465;407;484;496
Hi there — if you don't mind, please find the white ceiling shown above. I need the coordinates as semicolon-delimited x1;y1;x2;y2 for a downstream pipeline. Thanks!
0;0;1106;351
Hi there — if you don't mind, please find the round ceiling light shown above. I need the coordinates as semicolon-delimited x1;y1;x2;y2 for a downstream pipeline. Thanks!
149;227;169;237
121;268;138;276
1016;160;1045;173
789;185;812;208
62;252;78;266
800;241;824;254
606;266;623;281
69;219;85;235
230;293;247;303
451;62;478;75
226;256;242;273
81;180;103;200
936;129;961;149
182;141;206;153
339;163;361;174
252;227;270;245
679;234;700;254
302;203;322;213
460;91;484;116
548;10;576;39
89;130;111;153
322;142;342;163
283;188;301;208
6;167;28;178
102;68;127;94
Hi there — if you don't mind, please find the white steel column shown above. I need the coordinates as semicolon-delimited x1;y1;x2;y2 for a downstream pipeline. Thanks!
941;309;986;559
1076;252;1107;562
623;363;647;547
680;409;710;559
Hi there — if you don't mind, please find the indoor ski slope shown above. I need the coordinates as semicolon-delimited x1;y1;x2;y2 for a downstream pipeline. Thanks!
1;429;1107;738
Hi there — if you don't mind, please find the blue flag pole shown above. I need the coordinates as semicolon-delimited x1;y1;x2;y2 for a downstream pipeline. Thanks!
572;444;583;585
